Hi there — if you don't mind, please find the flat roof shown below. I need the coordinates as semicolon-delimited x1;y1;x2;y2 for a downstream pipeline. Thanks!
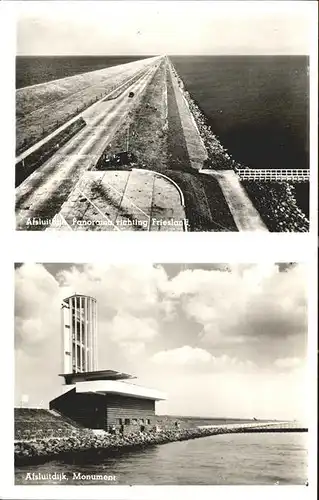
60;369;135;385
62;294;97;303
75;380;166;401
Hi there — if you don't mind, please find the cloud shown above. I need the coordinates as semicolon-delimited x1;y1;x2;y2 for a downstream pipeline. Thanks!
152;368;307;421
108;314;158;343
163;264;307;363
151;346;256;375
14;262;307;419
274;357;303;370
15;263;61;352
57;263;168;318
56;264;167;365
151;346;213;366
120;342;146;357
14;263;168;405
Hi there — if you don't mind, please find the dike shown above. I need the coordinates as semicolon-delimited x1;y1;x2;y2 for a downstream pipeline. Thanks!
15;424;307;466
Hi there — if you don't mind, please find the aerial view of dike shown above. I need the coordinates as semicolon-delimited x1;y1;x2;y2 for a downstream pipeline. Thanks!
15;9;310;233
15;263;308;485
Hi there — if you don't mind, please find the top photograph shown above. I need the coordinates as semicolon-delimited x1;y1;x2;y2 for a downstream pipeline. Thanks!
15;1;312;232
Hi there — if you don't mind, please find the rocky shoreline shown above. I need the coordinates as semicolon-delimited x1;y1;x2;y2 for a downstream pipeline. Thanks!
15;425;307;466
170;63;238;171
170;63;309;232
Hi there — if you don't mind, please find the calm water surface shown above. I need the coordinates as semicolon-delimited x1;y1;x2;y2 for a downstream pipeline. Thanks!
16;55;309;172
16;55;152;89
15;432;307;485
171;55;309;171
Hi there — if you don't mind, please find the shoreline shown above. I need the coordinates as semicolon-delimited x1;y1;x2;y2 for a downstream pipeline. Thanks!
15;57;309;232
169;61;309;231
15;424;307;467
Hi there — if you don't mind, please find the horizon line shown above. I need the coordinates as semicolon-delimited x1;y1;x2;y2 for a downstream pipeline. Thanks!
16;53;309;57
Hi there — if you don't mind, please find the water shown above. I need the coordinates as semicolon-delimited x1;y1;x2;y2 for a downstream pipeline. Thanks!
16;55;309;173
15;432;307;485
170;55;309;171
15;55;152;89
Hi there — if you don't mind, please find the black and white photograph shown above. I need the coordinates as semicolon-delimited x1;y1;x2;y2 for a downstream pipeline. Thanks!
14;262;308;485
0;0;317;499
14;1;312;232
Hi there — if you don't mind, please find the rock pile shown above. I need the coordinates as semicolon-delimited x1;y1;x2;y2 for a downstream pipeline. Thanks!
241;180;309;232
170;64;236;171
170;64;309;231
15;425;266;465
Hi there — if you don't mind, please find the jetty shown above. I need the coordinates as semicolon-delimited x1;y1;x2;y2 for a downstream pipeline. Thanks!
14;408;307;466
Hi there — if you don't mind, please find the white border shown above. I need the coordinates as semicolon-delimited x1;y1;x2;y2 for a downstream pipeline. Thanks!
0;1;318;499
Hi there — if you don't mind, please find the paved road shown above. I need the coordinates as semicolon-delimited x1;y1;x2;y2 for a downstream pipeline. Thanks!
201;169;268;232
46;169;187;232
15;64;158;230
16;66;152;164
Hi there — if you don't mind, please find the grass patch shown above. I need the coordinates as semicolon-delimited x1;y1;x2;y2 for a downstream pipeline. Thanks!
16;58;156;154
169;62;235;171
201;174;238;231
15;117;86;187
94;61;237;232
166;69;193;172
102;67;147;101
94;60;168;172
167;171;237;232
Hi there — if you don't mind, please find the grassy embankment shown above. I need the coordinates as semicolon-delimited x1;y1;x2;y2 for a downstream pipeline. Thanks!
16;59;154;155
169;63;235;172
172;66;309;231
96;59;169;172
94;60;237;232
15;118;86;187
165;67;237;231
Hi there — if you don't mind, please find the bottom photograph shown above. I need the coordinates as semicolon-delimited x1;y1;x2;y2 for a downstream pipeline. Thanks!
14;262;308;485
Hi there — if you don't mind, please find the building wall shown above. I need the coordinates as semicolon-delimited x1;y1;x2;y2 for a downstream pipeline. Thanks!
50;390;156;434
106;394;155;434
50;389;107;429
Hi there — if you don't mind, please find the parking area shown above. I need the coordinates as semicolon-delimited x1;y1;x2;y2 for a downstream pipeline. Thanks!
46;169;187;231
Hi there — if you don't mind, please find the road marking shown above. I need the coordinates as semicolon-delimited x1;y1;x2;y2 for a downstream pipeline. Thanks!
134;168;185;207
16;60;159;164
58;213;73;231
77;189;120;231
102;176;151;221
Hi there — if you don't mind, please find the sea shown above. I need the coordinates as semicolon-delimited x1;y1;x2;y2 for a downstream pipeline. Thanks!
15;432;307;485
170;55;309;172
15;55;152;89
16;54;309;173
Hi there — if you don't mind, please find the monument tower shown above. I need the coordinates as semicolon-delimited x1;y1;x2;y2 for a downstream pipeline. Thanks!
61;294;98;374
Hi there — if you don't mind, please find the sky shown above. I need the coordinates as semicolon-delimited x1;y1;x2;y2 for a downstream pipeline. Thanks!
15;262;308;421
16;1;314;56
